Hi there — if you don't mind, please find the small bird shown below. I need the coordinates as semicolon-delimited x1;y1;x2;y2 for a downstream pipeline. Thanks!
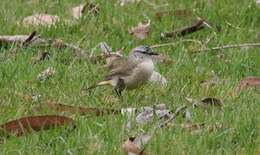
83;45;158;96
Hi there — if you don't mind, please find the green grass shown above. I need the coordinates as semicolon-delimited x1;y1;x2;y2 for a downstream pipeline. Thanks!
0;0;260;154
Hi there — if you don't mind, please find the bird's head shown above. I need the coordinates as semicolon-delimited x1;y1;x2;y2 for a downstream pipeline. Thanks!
128;45;158;62
133;45;158;56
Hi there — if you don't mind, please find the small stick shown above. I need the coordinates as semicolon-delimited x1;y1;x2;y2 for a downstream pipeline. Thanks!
161;19;206;38
151;39;204;49
193;43;260;53
22;31;37;45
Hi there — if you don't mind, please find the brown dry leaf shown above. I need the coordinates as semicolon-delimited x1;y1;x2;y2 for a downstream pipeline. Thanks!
237;76;260;90
122;138;143;155
161;19;206;38
122;133;152;155
37;67;56;81
0;115;74;137
129;21;151;40
71;3;99;19
22;13;60;27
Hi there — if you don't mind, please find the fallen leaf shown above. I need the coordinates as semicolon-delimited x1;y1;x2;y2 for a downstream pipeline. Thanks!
136;104;170;124
0;115;74;137
122;138;143;154
22;13;60;27
71;3;99;19
129;20;151;40
237;76;260;90
122;133;152;155
149;71;167;87
37;67;56;81
161;19;206;38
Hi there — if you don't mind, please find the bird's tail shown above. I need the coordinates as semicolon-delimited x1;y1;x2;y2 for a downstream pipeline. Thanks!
82;80;113;91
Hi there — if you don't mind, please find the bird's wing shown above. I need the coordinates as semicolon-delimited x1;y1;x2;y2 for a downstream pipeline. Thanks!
105;60;138;80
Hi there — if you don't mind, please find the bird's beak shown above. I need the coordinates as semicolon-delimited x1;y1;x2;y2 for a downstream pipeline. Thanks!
149;52;159;55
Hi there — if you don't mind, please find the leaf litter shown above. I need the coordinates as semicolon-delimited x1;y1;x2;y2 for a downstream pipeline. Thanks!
129;20;151;40
1;1;254;153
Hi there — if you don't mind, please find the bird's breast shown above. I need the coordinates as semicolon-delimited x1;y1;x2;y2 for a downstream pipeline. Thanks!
124;60;154;89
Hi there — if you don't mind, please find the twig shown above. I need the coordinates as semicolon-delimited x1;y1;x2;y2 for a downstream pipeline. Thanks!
161;19;206;38
193;43;260;53
157;105;187;128
22;31;37;47
151;39;204;49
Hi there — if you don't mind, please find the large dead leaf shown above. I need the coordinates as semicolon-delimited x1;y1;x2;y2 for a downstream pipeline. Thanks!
0;115;74;137
237;76;260;90
129;21;151;40
71;3;99;19
22;13;60;27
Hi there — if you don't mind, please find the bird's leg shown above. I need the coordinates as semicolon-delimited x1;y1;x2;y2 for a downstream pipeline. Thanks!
114;88;121;97
114;78;125;97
